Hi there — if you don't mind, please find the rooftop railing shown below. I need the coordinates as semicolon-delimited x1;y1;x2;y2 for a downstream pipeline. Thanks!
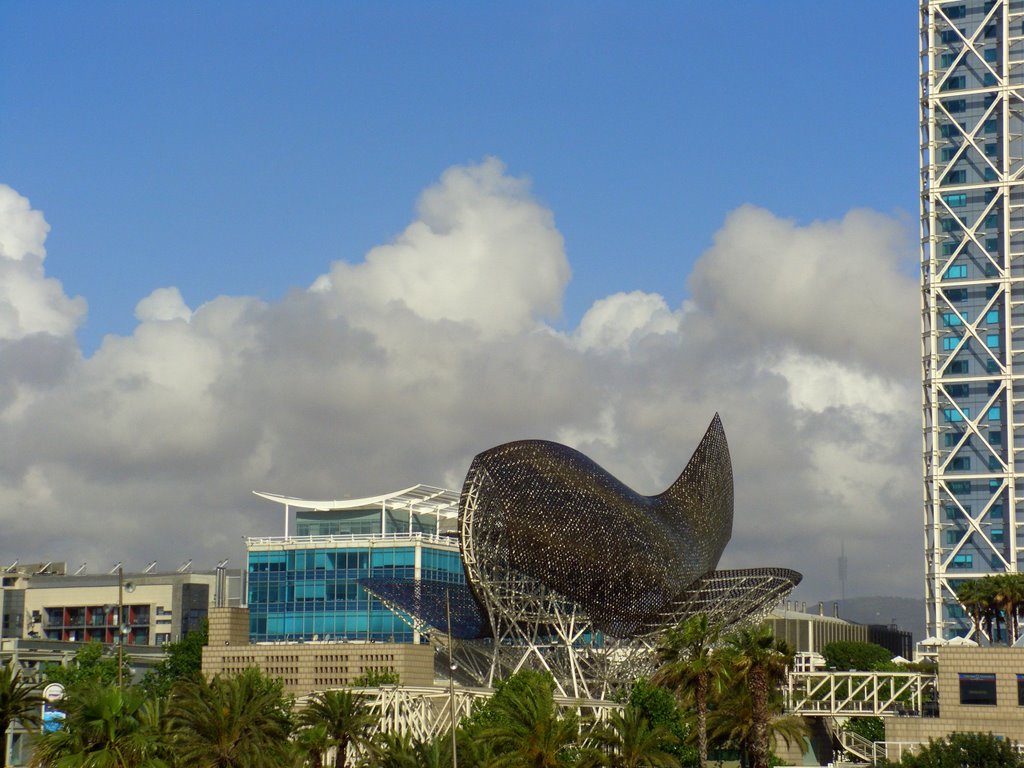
245;531;459;548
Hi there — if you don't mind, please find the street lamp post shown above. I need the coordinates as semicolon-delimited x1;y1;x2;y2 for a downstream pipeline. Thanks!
115;565;135;688
446;590;458;768
117;566;124;689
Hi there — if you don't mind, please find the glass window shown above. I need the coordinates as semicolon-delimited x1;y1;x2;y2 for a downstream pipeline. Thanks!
949;360;969;374
985;48;998;63
992;527;1004;543
944;193;968;208
951;456;971;471
949;480;972;495
947;383;970;397
946;5;967;19
945;99;967;114
984;72;998;86
984;25;997;39
990;430;1002;444
943;312;965;326
991;504;1003;519
942;242;958;257
948;170;967;184
960;673;997;704
945;504;970;520
941;218;959;233
946;529;964;545
945;407;970;422
946;264;968;278
941;52;958;67
987;334;1001;348
944;75;967;91
951;553;974;568
1017;674;1024;706
943;336;962;351
984;167;997;181
989;406;1002;420
987;359;1001;373
987;310;999;324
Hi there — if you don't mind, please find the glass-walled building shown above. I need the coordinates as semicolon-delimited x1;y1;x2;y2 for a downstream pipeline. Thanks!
921;0;1024;639
247;486;464;643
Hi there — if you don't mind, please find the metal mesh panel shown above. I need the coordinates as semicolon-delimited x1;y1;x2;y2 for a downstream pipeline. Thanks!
459;414;734;638
358;577;489;639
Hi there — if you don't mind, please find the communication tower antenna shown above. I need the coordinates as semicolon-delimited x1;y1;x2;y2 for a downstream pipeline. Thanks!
838;540;848;602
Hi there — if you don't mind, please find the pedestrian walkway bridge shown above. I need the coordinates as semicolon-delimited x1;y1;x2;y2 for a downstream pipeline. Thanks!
785;670;937;718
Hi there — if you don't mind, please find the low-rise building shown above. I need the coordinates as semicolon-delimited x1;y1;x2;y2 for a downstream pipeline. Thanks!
885;646;1024;757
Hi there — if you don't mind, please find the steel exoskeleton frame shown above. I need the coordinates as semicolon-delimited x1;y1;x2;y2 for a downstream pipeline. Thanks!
921;0;1024;639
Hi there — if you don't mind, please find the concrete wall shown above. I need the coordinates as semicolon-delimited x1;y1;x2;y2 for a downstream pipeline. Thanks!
208;606;250;647
202;640;436;696
885;646;1024;758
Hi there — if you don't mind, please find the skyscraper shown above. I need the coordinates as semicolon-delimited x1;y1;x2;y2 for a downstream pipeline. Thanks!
921;0;1023;638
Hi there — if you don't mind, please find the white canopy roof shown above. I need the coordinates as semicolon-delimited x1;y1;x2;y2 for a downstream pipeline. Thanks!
253;484;460;518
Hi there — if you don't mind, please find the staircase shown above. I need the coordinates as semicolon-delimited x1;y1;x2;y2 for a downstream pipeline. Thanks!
824;717;878;766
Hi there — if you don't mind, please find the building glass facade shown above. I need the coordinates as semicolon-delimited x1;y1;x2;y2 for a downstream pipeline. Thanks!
247;486;464;643
921;0;1024;638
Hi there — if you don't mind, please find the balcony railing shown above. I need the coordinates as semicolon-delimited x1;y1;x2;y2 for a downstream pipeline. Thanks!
246;531;459;548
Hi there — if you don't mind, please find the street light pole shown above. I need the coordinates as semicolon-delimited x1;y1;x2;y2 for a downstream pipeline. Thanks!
117;565;124;689
446;589;458;768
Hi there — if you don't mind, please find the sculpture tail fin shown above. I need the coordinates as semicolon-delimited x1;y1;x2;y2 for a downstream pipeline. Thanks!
657;413;733;563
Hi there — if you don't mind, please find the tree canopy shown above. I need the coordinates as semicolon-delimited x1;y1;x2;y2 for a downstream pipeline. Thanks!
889;731;1024;767
822;641;894;671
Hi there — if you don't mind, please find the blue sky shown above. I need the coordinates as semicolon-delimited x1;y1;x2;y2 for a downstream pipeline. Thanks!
2;2;917;352
0;2;925;601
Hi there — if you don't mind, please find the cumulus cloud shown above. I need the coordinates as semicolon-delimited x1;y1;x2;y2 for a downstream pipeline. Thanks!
0;165;920;602
135;287;193;323
0;185;86;340
311;157;569;338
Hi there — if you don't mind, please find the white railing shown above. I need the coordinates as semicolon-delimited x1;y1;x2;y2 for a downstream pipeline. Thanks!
786;671;937;717
296;685;620;742
245;531;458;548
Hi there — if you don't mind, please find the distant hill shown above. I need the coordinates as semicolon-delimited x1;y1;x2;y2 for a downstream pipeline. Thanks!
828;596;926;645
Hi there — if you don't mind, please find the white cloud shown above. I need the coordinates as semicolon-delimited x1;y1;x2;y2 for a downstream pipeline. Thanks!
573;291;682;353
0;185;86;340
0;164;922;603
135;287;192;323
311;157;570;338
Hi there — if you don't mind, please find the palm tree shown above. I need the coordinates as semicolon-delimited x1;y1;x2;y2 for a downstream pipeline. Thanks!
29;684;165;768
588;703;680;768
995;574;1024;645
722;624;794;768
652;613;723;768
706;680;806;768
294;722;333;768
298;689;377;768
478;677;579;768
167;667;294;768
956;579;991;641
371;730;416;768
0;662;41;768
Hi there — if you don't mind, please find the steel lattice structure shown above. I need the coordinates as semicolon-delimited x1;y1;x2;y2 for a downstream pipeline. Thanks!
361;415;800;700
921;0;1024;639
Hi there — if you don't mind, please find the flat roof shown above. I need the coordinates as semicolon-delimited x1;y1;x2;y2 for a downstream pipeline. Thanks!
253;484;460;518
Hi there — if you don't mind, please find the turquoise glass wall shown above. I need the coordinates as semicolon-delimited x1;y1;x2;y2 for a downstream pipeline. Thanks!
247;545;464;642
